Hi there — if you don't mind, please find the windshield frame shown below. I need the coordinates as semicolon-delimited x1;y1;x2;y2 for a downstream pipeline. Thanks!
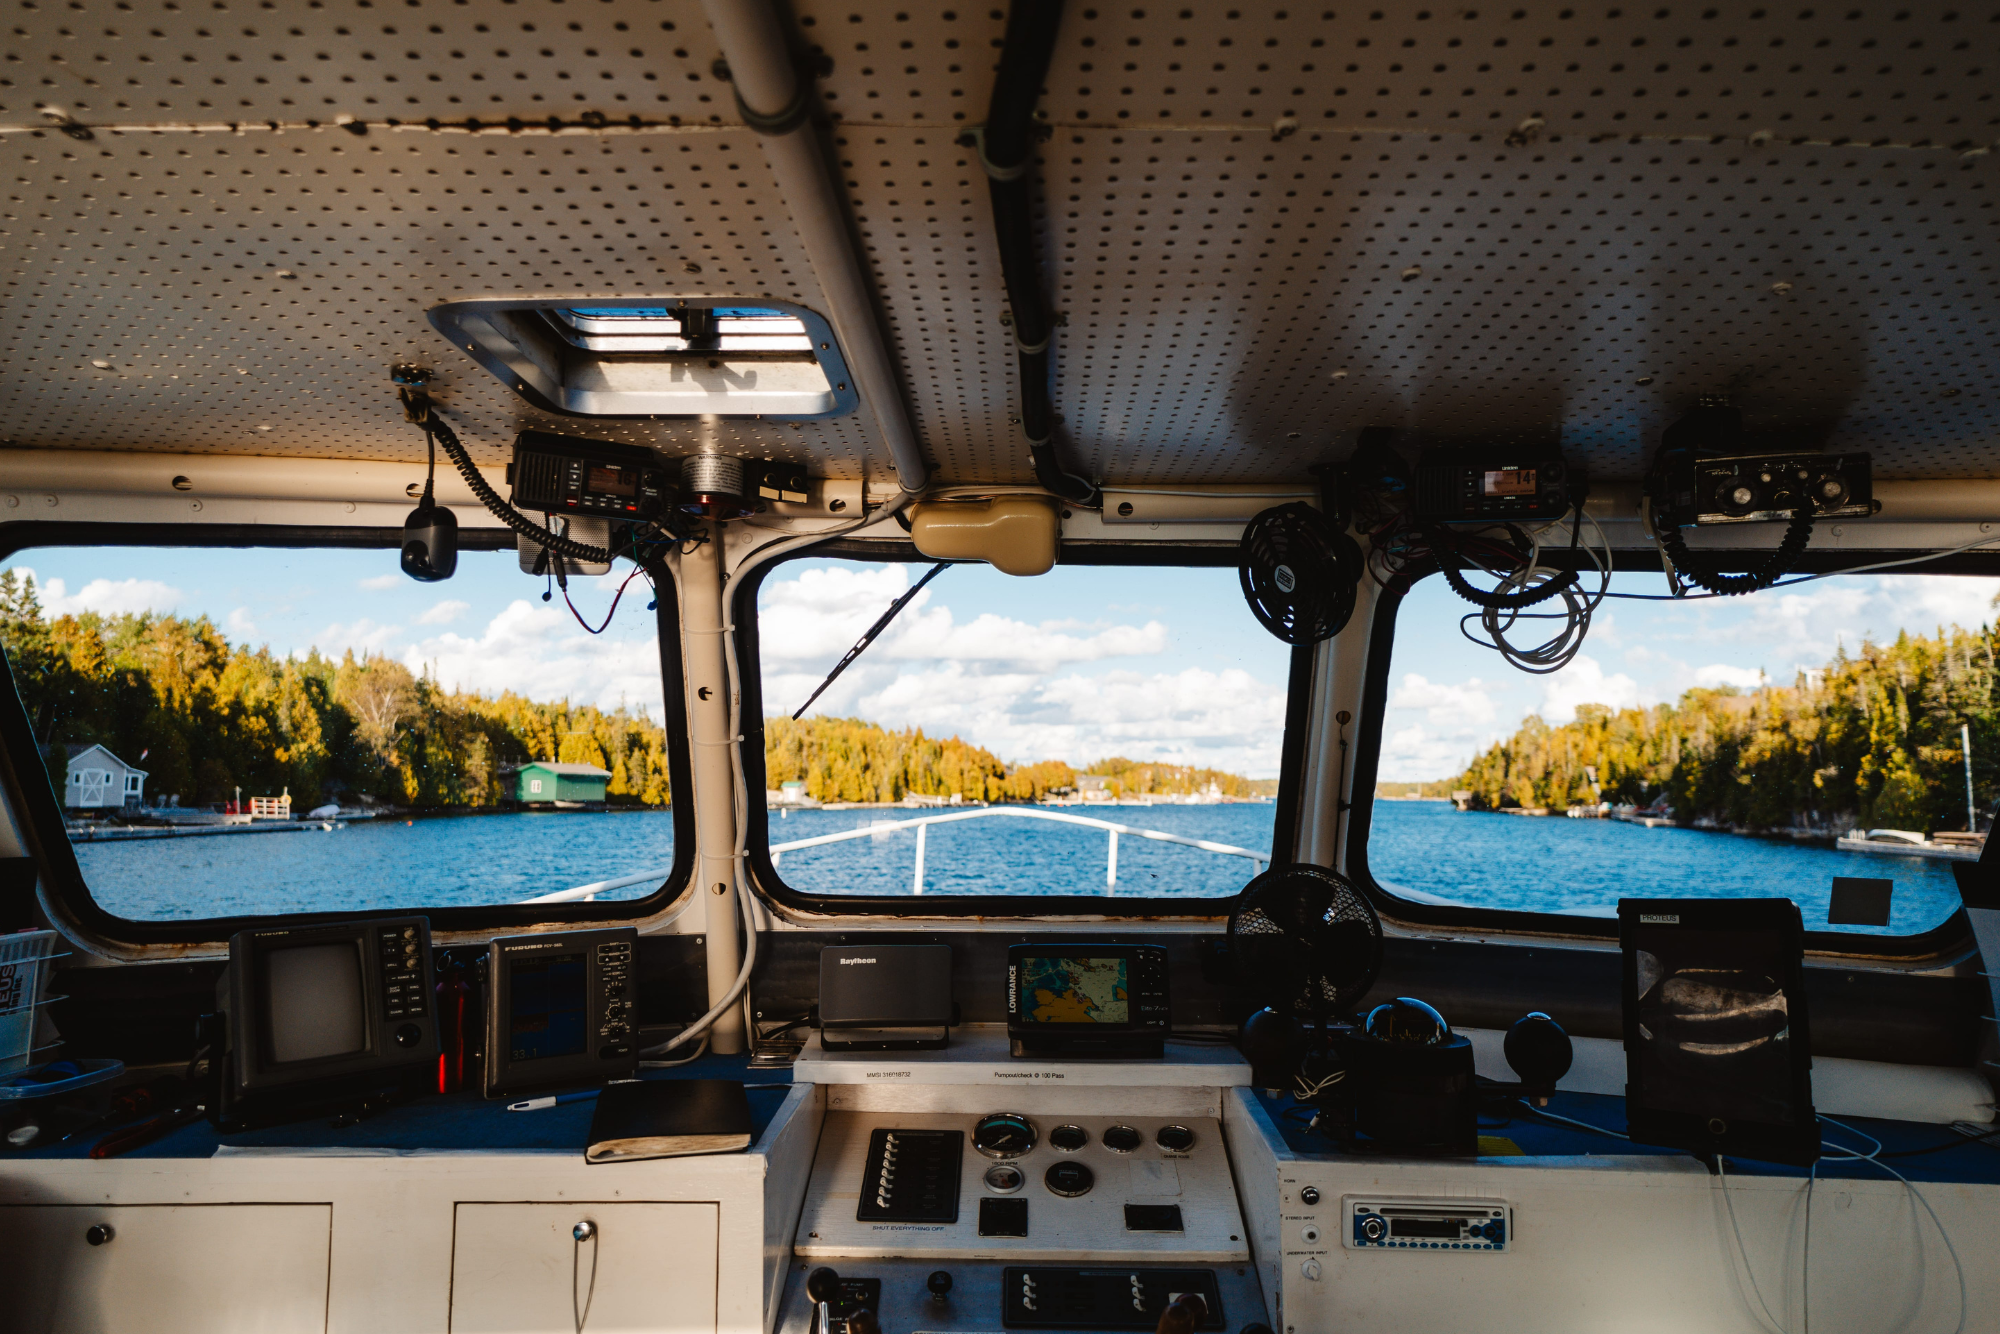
734;539;1314;918
1349;555;1987;961
0;520;698;947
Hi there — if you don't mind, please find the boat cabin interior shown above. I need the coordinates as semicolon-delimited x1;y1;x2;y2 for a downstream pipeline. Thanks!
4;2;2000;1331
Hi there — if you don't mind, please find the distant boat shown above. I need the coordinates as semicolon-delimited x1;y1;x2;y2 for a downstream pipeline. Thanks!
306;803;340;819
1834;828;1982;861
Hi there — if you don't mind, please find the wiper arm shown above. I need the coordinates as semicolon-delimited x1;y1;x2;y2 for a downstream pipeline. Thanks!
791;561;951;720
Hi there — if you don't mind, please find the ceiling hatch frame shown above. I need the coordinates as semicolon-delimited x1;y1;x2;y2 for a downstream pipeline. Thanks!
428;295;859;421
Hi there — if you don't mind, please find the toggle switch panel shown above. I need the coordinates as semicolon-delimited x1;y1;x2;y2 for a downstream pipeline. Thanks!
856;1129;963;1225
999;1267;1224;1330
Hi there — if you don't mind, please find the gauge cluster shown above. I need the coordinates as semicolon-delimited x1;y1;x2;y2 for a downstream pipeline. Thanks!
793;1108;1246;1265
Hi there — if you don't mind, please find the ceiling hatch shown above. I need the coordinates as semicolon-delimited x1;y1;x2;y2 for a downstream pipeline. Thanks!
428;297;856;420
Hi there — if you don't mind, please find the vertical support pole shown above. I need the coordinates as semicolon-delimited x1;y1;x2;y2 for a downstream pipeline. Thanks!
913;821;927;895
1965;722;1977;834
1106;829;1119;888
679;526;746;1054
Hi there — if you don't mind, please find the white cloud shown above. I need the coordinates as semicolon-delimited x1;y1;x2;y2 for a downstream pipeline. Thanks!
1693;663;1767;690
417;599;470;626
1389;673;1498;729
406;599;665;719
759;564;1166;672
357;573;402;591
37;574;183;618
226;607;259;639
1537;654;1643;723
1379;723;1499;783
757;561;1285;774
311;617;404;657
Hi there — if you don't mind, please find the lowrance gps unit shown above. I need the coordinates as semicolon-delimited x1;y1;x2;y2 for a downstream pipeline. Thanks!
1005;943;1170;1058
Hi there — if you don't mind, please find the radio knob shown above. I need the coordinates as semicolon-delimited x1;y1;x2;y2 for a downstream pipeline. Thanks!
1362;1217;1385;1241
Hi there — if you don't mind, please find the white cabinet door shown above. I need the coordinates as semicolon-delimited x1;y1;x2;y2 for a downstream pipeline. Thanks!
0;1203;332;1333
450;1202;719;1334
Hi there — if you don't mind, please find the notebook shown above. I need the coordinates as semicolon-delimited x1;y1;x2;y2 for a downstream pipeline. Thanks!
584;1079;754;1163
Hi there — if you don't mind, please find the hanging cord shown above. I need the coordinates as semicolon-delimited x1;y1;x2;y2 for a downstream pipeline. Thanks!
1446;509;1613;675
1655;507;1816;597
1714;1156;1791;1334
572;1220;599;1334
563;564;654;636
637;495;913;1059
1426;520;1581;611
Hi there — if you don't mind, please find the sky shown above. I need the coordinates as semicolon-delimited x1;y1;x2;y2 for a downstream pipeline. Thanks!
758;559;1293;776
1380;571;2000;782
7;546;669;720
20;544;1985;787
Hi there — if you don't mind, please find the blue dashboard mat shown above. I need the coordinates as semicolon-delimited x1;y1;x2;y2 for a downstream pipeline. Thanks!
11;1053;796;1161
1258;1088;2000;1186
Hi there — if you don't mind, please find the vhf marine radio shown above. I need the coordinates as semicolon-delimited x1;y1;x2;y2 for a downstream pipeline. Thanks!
483;927;640;1098
508;431;671;522
1006;943;1171;1058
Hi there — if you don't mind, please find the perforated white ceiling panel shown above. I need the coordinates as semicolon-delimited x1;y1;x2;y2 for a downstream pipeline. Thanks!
0;2;1993;485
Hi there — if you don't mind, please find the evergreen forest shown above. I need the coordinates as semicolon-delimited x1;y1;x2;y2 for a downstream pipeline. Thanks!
1444;620;2000;833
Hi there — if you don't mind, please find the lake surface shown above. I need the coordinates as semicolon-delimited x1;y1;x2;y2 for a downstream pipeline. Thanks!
77;798;1960;939
1367;799;1963;937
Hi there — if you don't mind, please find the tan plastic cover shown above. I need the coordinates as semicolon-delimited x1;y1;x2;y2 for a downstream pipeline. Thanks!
908;498;1060;577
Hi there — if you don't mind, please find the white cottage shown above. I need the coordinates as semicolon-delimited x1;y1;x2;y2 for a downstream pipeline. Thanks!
62;744;147;811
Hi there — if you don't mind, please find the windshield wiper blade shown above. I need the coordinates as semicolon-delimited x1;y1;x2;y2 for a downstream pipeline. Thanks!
791;561;951;720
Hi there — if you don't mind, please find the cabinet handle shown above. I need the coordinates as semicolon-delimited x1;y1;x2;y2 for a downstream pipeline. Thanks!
84;1224;114;1247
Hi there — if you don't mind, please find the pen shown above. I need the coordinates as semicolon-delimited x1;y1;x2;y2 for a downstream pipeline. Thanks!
506;1090;602;1112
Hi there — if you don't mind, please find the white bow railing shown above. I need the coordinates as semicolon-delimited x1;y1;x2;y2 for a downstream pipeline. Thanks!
521;805;1269;903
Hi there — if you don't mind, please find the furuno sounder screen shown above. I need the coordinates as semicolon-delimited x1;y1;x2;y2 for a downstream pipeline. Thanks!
507;951;590;1062
264;942;367;1064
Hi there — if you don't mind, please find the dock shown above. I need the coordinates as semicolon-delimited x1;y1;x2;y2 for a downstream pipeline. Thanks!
65;820;344;843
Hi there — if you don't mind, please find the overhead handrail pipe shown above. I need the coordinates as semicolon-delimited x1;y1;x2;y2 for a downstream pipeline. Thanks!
699;0;929;492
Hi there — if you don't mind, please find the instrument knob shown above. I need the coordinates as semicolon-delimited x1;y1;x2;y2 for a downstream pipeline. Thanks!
84;1224;114;1247
927;1270;953;1303
1300;1186;1320;1205
806;1268;842;1304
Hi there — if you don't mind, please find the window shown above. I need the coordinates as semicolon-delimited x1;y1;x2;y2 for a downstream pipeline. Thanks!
745;552;1296;905
1363;570;2000;938
0;539;688;928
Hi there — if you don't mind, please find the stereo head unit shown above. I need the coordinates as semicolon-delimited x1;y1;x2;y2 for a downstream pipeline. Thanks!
1006;943;1170;1058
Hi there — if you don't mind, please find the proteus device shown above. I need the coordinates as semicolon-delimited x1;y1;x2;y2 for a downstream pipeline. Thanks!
818;944;953;1051
483;927;638;1098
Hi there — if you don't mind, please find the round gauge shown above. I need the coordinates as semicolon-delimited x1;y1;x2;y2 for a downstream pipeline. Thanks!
972;1112;1037;1158
1048;1124;1090;1152
984;1164;1025;1194
1044;1161;1095;1198
1101;1124;1142;1153
1155;1125;1196;1153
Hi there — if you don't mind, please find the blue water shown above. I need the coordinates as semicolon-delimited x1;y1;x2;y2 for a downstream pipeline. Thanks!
1367;799;1963;937
77;810;680;921
767;803;1276;899
74;798;1960;938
